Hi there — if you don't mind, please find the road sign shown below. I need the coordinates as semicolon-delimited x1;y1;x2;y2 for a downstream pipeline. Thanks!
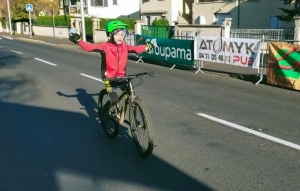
26;4;33;11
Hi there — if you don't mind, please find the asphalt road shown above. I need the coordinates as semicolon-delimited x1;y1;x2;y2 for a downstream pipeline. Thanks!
0;37;299;191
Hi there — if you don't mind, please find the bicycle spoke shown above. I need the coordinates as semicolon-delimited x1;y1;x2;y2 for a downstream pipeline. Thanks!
129;99;154;157
98;89;119;138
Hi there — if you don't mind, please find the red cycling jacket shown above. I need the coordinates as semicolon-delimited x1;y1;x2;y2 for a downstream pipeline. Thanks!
78;40;147;78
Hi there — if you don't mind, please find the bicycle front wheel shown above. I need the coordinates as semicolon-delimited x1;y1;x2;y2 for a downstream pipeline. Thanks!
98;89;119;138
129;99;154;157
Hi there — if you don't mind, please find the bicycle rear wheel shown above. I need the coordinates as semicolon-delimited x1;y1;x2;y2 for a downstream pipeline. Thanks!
129;98;154;157
98;89;119;138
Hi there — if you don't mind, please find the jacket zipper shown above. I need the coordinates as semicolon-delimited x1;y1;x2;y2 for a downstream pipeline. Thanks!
117;45;120;77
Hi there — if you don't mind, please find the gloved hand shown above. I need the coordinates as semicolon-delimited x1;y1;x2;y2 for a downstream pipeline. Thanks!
145;41;154;52
69;33;82;44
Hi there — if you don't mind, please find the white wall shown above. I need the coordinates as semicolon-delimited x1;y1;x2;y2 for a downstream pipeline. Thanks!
88;0;140;19
171;0;179;25
193;0;294;29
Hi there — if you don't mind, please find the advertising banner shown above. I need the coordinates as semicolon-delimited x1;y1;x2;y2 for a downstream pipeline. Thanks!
135;34;194;67
194;37;261;69
267;42;300;90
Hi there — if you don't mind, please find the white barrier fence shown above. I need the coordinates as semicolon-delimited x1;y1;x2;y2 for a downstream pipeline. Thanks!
193;36;266;84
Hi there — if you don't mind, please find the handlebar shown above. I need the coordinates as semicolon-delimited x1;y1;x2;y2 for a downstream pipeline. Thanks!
104;71;155;81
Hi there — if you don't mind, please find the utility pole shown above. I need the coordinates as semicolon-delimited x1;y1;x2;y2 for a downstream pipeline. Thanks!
80;0;86;41
6;0;12;35
52;8;56;38
29;10;32;38
237;0;240;28
25;4;33;38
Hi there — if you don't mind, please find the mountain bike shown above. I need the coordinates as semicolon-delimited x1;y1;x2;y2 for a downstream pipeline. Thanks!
98;71;155;157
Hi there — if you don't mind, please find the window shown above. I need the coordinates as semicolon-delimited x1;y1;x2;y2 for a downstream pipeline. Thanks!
69;0;87;14
91;0;108;7
113;0;117;5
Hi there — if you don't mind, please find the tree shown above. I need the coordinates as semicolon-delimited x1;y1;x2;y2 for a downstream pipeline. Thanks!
0;0;8;17
32;0;60;16
152;17;169;26
0;0;60;20
11;0;29;19
277;0;300;22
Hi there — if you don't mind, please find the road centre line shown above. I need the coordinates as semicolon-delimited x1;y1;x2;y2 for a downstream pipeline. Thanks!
197;113;300;151
34;58;57;66
10;50;23;54
80;73;104;83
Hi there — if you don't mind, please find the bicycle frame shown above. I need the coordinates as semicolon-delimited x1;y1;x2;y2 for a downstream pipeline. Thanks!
99;71;155;156
116;78;137;124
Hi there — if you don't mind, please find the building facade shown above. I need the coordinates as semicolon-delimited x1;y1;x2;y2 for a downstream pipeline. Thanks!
192;0;295;28
60;0;140;19
140;0;193;25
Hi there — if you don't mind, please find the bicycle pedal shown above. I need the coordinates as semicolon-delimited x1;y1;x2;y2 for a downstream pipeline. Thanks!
119;112;125;124
137;125;144;130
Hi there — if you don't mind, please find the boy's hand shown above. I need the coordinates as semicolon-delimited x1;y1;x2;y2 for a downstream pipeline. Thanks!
70;33;81;44
145;42;154;52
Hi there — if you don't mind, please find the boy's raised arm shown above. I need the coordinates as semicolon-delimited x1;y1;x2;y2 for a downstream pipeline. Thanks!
127;41;154;54
78;40;107;52
69;33;106;52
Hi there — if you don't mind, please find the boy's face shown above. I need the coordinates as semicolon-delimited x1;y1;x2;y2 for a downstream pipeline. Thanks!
113;30;125;44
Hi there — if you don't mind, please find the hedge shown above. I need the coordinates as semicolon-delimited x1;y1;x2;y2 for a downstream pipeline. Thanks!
152;18;169;26
100;18;135;30
0;17;6;29
34;15;75;27
32;16;136;34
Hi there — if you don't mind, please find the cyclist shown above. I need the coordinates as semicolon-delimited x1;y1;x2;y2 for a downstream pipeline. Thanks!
69;20;154;107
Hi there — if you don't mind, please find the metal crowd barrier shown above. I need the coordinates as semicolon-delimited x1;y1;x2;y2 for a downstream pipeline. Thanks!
257;38;300;85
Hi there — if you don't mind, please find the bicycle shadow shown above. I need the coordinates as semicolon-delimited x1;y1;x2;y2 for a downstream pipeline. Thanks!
0;48;22;69
57;88;99;121
56;88;133;140
0;75;214;191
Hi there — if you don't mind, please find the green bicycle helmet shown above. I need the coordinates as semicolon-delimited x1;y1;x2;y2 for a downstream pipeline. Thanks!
106;20;128;37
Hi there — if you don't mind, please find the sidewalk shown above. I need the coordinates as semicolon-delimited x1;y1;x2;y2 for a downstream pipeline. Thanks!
1;32;262;83
1;32;77;47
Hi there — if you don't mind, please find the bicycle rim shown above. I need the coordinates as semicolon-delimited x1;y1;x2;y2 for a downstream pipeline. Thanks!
129;99;154;157
98;89;119;138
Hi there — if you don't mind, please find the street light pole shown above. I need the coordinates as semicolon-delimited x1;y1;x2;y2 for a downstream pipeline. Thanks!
29;10;32;38
237;0;240;28
52;8;56;38
6;0;12;35
80;0;86;41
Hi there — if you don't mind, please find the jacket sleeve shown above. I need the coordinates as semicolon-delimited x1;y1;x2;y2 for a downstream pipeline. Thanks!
126;44;147;54
78;40;107;52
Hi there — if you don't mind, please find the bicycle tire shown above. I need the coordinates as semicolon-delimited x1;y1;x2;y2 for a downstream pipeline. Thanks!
98;89;119;138
129;98;154;157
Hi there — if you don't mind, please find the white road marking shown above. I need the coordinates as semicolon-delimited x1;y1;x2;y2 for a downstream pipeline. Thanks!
80;73;104;83
197;113;300;151
4;36;13;40
0;46;2;48
34;58;57;66
10;50;23;54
